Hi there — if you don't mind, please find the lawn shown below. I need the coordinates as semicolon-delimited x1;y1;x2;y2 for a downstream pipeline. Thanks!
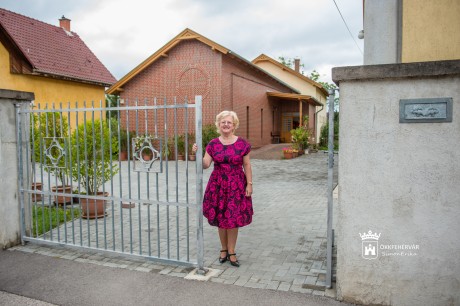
32;205;81;237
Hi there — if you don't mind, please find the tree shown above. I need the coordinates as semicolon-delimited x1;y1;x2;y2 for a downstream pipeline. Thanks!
278;56;305;74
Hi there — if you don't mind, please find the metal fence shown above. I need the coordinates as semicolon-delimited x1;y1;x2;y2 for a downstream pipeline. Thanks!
16;96;205;270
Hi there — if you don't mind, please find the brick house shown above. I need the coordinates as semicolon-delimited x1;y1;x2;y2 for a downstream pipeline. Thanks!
107;28;322;148
252;54;328;144
0;8;116;127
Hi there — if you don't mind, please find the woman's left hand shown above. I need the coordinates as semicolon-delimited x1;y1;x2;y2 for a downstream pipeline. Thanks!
245;184;252;197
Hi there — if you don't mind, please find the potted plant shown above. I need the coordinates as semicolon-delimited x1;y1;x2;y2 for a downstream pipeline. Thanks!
118;128;129;161
70;119;119;219
282;147;294;159
31;111;72;205
187;132;196;161
290;115;311;155
176;134;186;161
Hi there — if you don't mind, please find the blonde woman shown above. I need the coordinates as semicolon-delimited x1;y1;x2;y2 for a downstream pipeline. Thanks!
193;111;253;267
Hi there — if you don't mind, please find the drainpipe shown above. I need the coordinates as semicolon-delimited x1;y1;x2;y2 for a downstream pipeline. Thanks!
314;104;324;144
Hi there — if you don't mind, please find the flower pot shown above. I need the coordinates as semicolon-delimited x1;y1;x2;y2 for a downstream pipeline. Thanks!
119;151;128;161
188;154;196;161
32;182;43;202
177;154;185;161
51;185;73;205
81;192;109;219
283;152;293;159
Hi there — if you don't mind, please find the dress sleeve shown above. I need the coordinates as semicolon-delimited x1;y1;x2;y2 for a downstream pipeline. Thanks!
243;140;251;156
205;140;213;157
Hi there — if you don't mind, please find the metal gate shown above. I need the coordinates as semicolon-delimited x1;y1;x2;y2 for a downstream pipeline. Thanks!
16;96;205;270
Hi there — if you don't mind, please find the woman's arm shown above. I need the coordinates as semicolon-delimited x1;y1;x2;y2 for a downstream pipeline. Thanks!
243;153;253;197
202;151;213;169
192;143;213;169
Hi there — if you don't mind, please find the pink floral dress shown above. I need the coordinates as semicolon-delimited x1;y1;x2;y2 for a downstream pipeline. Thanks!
202;137;253;229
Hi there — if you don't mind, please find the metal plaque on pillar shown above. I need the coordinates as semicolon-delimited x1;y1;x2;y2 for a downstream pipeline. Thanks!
399;98;452;123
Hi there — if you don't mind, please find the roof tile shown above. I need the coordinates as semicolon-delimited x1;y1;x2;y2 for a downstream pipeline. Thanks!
0;8;116;86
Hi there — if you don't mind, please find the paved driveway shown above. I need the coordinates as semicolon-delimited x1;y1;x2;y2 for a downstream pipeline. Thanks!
18;151;337;297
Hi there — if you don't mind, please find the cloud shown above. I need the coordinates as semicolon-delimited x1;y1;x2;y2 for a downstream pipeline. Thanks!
1;0;364;83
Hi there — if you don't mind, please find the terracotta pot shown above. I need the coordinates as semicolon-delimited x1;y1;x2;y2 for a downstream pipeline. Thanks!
142;154;151;161
51;185;73;205
283;152;293;159
81;192;109;219
119;151;128;161
177;154;185;161
188;154;196;161
32;182;43;202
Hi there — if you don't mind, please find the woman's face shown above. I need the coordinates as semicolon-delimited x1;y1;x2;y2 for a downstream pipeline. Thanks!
219;115;234;135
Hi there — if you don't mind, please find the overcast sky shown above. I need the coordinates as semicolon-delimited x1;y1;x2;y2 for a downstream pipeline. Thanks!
1;0;364;84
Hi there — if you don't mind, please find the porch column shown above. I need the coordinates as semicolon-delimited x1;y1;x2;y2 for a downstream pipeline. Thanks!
298;98;303;126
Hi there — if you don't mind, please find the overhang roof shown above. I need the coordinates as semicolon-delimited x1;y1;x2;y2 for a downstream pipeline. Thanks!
266;92;323;106
106;28;299;95
0;8;116;87
252;54;329;97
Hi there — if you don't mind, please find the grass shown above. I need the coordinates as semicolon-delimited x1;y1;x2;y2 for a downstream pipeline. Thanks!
31;205;81;237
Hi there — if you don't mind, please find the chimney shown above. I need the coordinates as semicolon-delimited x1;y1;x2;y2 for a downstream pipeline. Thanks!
59;15;71;31
294;58;300;73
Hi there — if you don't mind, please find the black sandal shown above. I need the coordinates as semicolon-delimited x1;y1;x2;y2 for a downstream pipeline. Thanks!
219;250;228;263
227;253;240;267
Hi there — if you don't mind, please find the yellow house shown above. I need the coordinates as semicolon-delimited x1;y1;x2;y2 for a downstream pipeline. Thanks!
0;8;116;127
363;0;460;64
252;54;328;144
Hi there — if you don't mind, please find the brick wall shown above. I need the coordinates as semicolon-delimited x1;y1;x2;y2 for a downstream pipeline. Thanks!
118;38;294;148
221;55;293;148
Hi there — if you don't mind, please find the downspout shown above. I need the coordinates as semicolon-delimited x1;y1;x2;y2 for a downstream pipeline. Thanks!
314;104;324;144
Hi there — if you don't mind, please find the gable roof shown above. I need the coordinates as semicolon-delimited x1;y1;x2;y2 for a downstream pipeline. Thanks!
107;28;299;95
0;8;116;86
252;54;329;97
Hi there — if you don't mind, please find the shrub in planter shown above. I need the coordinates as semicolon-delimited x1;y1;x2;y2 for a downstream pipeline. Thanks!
70;119;119;218
31;111;72;204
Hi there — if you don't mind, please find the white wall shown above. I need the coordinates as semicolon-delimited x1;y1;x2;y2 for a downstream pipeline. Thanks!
364;0;399;65
335;70;460;305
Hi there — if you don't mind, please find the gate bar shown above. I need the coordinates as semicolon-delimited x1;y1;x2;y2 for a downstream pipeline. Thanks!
326;89;336;289
194;96;206;274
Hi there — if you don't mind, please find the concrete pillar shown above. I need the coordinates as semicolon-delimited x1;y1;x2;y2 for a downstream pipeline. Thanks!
363;0;401;65
0;89;34;249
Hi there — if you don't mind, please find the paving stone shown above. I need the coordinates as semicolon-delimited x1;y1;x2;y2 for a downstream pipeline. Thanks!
22;153;338;295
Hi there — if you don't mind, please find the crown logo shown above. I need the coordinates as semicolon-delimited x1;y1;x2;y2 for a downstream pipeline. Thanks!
360;230;381;240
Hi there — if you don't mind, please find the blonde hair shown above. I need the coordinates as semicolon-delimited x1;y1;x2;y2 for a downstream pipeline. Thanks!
215;110;239;133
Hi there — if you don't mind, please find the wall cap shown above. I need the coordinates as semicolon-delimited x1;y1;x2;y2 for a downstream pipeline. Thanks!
0;89;35;102
332;60;460;85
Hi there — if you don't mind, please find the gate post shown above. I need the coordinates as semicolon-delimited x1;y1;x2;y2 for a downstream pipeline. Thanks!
326;88;336;288
0;89;34;249
194;95;207;274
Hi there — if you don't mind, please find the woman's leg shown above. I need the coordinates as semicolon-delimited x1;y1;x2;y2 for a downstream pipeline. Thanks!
227;228;239;261
218;227;228;259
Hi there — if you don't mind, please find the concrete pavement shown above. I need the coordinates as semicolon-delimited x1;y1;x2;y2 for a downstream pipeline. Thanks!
1;151;343;305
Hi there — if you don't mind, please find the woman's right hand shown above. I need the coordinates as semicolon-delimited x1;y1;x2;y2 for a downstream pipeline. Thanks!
192;143;198;153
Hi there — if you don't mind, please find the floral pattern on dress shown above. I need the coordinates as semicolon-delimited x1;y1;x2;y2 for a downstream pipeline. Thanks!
202;137;253;228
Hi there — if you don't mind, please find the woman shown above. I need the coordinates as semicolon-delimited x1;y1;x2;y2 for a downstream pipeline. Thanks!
193;110;253;267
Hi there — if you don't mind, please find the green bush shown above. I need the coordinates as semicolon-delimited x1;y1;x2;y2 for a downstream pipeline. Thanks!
319;112;339;150
30;112;70;186
70;119;119;195
202;124;219;152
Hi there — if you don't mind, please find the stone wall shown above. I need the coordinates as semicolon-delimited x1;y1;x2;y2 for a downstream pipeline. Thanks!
332;60;460;305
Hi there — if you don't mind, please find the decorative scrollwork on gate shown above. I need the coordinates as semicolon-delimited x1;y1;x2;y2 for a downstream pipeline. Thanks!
132;135;162;173
43;137;67;169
